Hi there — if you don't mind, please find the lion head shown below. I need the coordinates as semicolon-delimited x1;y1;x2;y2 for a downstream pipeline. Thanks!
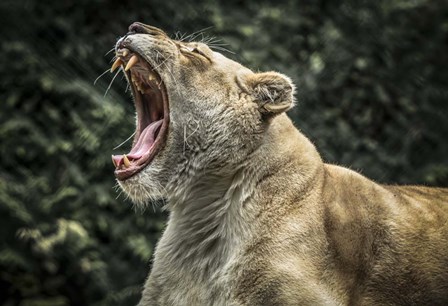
111;22;295;205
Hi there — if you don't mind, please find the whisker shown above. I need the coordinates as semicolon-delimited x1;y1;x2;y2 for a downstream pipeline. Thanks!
94;68;111;85
153;54;173;70
183;125;187;155
174;31;184;41
190;32;206;43
104;47;116;57
115;190;123;200
104;70;121;97
209;45;235;54
113;131;136;150
185;26;215;42
208;42;229;47
159;51;182;99
206;38;226;44
120;74;131;93
202;37;220;45
183;119;200;155
178;32;188;42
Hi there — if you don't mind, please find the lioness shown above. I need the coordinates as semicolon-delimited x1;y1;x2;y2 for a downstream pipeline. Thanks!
110;22;448;305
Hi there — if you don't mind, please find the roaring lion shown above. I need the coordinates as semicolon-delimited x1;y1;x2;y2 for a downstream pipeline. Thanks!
110;22;448;306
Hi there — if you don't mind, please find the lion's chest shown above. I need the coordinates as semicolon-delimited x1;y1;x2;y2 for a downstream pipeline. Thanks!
142;220;246;305
146;243;239;306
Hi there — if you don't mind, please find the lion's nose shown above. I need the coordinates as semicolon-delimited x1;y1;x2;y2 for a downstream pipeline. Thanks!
128;22;167;37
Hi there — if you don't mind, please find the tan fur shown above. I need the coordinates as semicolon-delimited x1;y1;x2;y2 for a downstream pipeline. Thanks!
115;23;448;306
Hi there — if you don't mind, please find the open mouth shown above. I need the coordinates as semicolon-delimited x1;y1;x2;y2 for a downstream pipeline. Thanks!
111;48;170;181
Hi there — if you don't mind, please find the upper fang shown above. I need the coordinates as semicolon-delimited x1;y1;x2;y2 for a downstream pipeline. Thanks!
111;58;122;72
125;55;139;71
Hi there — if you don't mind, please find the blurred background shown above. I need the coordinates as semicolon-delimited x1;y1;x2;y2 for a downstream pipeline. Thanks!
1;0;447;305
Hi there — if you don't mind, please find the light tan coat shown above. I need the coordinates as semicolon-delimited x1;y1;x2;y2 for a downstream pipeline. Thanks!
114;23;448;306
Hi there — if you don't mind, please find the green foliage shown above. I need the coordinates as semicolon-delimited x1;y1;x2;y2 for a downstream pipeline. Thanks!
1;0;447;305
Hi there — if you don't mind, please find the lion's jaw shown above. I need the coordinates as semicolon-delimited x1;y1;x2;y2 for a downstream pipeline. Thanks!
113;23;295;207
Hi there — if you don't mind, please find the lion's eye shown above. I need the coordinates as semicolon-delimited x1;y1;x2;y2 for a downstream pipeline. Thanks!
180;46;207;58
180;46;194;53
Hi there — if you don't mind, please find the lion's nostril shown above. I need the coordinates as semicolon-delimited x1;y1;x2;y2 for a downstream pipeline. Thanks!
127;22;168;37
128;22;146;34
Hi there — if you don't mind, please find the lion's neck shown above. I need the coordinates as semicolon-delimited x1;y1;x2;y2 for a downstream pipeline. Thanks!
160;166;256;279
155;114;323;282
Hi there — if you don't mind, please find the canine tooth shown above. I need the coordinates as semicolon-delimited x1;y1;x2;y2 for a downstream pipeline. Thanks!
110;58;122;72
125;55;138;71
123;155;131;167
122;49;129;57
112;156;117;167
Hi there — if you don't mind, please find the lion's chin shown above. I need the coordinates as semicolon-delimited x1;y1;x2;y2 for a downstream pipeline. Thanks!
117;167;167;206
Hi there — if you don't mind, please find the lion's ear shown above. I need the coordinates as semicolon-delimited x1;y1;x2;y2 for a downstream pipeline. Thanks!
242;71;296;117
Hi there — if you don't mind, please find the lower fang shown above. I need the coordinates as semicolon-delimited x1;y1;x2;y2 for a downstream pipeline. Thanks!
123;155;131;167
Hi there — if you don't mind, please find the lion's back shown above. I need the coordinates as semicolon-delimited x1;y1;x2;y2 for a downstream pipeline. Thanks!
386;185;448;208
321;165;448;305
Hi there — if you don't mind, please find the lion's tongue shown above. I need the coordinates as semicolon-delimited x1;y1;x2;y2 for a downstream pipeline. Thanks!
128;119;163;158
112;120;163;165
